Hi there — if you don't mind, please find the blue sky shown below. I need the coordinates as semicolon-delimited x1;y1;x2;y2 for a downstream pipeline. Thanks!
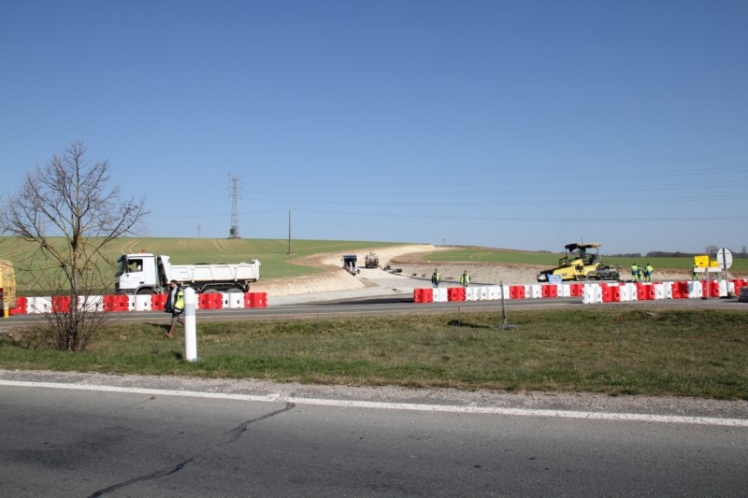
2;0;747;255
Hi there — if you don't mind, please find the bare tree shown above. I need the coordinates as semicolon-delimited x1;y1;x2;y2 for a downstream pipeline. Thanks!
0;141;148;351
705;245;718;256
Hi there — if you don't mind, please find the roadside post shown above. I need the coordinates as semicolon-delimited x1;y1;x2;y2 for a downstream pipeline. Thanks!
184;287;198;362
717;247;734;298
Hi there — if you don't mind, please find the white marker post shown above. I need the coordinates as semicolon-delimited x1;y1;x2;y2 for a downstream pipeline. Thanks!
183;287;198;362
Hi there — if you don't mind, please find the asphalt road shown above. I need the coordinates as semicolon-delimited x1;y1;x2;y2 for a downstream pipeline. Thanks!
4;293;746;330
2;380;747;498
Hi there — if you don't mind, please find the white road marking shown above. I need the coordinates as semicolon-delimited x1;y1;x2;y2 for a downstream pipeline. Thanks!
2;379;746;427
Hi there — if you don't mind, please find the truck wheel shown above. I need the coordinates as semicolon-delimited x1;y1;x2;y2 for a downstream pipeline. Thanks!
136;289;155;295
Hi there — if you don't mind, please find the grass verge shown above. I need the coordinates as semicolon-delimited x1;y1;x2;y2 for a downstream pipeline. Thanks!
2;309;747;400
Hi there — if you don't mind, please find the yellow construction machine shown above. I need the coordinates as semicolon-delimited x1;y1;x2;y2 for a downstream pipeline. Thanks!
536;243;620;282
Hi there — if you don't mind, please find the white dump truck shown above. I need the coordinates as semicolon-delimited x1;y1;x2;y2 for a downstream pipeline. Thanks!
115;253;260;295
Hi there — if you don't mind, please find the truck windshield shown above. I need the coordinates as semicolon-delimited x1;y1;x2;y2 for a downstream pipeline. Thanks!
115;256;144;276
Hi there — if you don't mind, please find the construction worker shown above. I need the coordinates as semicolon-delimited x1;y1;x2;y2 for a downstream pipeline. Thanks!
692;264;698;280
631;262;639;282
165;280;185;338
460;270;471;287
431;269;441;289
644;263;654;282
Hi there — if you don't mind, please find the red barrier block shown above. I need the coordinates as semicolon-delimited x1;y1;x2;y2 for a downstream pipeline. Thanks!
244;292;268;308
101;294;129;312
151;294;167;311
103;295;118;312
414;289;424;303
601;286;612;303
510;286;526;299
422;288;433;303
699;281;720;298
9;296;27;315
636;283;654;301
569;284;584;297
600;284;620;302
448;287;465;302
732;279;745;294
255;292;267;308
541;285;558;298
52;295;71;313
673;281;689;299
672;282;681;299
199;293;222;310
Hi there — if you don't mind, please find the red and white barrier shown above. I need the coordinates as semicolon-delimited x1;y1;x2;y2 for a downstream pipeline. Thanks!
6;278;746;316
410;279;744;305
5;291;269;315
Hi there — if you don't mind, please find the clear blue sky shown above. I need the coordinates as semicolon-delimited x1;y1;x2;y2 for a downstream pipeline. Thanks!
2;0;747;255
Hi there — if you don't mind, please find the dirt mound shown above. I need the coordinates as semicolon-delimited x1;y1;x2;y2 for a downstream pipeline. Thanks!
252;244;445;296
252;245;729;296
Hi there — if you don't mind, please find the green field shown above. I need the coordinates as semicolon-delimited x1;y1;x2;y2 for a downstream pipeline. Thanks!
2;309;747;399
0;237;403;295
2;236;745;296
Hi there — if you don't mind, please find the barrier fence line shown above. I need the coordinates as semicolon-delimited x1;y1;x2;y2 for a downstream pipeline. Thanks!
5;280;747;315
6;292;269;315
412;280;746;305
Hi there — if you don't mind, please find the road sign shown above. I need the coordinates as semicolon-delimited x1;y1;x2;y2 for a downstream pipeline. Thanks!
716;248;733;270
694;255;709;268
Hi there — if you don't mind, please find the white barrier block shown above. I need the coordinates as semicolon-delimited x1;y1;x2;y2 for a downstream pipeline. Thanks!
559;284;571;297
624;283;638;301
227;292;245;308
718;280;728;297
501;285;512;299
488;286;501;300
478;286;488;300
28;296;52;314
619;285;633;302
688;281;703;298
527;284;542;299
654;283;666;300
80;295;104;312
433;288;448;303
133;295;152;311
582;285;602;304
465;287;478;301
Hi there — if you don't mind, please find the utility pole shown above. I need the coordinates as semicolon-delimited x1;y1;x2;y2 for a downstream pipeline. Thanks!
228;175;243;239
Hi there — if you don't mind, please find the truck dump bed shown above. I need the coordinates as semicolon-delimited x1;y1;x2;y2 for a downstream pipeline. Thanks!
170;260;261;284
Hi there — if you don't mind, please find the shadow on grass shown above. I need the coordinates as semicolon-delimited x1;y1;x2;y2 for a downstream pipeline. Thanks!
446;319;492;329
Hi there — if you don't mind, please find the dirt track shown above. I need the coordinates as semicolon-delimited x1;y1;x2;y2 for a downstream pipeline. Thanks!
250;244;717;297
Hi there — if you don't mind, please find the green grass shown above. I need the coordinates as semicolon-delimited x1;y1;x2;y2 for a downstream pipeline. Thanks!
3;236;746;296
0;236;403;295
3;308;748;399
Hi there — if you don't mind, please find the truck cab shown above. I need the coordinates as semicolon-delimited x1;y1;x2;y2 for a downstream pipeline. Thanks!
115;253;165;295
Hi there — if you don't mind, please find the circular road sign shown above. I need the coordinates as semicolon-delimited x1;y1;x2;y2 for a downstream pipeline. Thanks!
716;248;733;270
